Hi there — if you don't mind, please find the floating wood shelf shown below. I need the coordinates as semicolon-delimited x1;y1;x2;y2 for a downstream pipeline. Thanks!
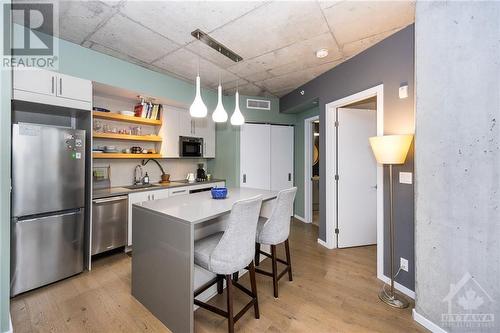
93;132;162;142
93;153;162;159
93;111;162;125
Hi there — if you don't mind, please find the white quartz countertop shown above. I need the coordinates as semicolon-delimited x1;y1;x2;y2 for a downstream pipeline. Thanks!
135;187;278;224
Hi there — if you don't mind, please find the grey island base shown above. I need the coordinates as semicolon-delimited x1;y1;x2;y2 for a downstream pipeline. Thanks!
131;187;278;333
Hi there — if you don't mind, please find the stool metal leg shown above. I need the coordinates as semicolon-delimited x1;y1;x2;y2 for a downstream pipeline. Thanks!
248;261;260;319
217;275;223;294
271;245;278;298
255;242;261;266
285;239;293;281
226;275;234;333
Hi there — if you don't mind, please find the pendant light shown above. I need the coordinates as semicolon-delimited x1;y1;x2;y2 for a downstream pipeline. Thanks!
212;75;228;122
230;82;244;126
190;32;207;118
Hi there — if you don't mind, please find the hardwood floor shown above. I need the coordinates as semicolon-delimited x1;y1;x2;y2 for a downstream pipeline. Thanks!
11;220;427;333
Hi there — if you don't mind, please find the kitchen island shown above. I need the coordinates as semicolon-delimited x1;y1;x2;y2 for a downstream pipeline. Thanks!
131;187;278;333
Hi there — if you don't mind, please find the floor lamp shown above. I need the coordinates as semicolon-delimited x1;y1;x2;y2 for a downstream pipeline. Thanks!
369;134;413;309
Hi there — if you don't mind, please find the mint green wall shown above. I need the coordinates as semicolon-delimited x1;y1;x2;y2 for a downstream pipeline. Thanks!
208;96;297;187
0;2;11;331
293;106;320;218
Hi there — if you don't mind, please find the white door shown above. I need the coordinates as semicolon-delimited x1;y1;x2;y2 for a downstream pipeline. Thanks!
56;73;92;102
128;191;150;246
337;108;377;248
13;68;56;96
194;117;215;158
240;123;271;189
270;125;294;191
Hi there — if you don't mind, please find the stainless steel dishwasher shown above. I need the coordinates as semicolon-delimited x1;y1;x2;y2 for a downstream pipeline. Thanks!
91;195;128;255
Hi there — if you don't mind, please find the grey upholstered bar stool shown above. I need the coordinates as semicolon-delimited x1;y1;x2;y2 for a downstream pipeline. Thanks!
254;187;297;298
193;195;263;333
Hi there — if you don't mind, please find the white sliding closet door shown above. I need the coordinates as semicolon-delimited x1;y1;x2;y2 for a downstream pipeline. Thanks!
270;125;294;191
240;123;271;189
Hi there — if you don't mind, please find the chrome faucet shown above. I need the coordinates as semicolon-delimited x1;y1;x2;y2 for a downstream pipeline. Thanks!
134;165;143;185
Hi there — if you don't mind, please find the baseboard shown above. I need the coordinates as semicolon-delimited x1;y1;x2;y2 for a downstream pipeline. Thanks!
317;238;334;249
2;314;13;333
294;214;308;223
378;274;415;299
412;309;447;333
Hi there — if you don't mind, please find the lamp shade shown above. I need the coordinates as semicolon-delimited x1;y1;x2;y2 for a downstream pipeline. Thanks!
368;135;413;165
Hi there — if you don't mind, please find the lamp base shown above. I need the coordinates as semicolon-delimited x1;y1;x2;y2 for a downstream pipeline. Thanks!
379;289;409;309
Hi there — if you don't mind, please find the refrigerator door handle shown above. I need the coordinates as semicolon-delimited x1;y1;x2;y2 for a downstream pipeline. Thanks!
17;209;82;223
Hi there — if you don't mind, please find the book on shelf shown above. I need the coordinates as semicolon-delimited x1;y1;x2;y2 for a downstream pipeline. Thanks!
132;100;162;120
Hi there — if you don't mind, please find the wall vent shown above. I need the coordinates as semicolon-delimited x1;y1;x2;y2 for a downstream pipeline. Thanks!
246;99;271;111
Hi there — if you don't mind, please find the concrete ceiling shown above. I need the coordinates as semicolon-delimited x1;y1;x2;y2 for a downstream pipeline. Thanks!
32;1;415;97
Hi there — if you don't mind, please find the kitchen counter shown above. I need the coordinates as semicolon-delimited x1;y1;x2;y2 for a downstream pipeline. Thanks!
92;179;225;199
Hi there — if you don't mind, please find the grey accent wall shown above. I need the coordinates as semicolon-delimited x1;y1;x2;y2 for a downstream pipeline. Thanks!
280;25;416;291
415;2;500;331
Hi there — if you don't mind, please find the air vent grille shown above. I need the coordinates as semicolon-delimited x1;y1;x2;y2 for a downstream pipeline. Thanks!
246;99;271;111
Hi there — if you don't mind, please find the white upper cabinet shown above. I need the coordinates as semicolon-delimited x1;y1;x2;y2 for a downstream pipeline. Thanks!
55;72;92;102
13;68;92;110
161;107;181;158
193;117;215;158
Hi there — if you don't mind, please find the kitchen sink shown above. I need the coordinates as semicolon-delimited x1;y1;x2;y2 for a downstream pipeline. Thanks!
124;184;159;190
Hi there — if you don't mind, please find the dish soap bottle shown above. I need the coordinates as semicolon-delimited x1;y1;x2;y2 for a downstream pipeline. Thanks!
142;172;150;185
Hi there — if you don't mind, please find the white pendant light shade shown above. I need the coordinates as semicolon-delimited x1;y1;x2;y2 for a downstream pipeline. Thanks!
212;84;228;122
230;90;244;126
190;75;207;118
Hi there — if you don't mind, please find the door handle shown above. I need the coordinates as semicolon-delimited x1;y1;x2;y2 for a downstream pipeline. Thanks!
51;76;54;94
18;208;82;223
288;173;292;181
152;194;155;200
93;196;128;204
243;174;246;183
59;77;62;95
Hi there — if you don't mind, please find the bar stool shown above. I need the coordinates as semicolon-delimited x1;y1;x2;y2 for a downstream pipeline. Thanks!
254;187;297;298
193;195;263;333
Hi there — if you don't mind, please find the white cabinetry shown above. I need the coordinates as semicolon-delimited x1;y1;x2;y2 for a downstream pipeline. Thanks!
13;68;92;110
161;107;216;158
127;189;169;246
240;123;294;191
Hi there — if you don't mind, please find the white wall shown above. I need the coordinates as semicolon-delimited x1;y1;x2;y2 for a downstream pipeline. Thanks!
415;1;500;331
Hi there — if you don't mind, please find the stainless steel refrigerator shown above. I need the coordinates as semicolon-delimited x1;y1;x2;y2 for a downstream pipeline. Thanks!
11;123;86;296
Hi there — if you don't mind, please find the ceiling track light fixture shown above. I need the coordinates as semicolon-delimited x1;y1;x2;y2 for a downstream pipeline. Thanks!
191;29;243;63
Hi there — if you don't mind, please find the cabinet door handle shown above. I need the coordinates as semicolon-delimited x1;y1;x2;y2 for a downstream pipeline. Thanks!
59;78;62;95
51;76;54;94
243;174;246;183
147;194;151;200
152;194;155;200
288;173;292;181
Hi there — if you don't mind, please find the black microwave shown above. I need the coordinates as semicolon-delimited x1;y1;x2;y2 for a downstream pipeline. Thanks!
179;136;203;157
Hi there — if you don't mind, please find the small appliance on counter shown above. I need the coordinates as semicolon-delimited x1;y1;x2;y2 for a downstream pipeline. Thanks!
196;163;207;182
186;173;196;183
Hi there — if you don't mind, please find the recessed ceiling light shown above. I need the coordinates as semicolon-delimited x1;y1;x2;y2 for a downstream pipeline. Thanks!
316;49;329;59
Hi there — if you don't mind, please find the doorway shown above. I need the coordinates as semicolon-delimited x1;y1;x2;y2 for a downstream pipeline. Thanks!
304;115;320;225
324;84;384;280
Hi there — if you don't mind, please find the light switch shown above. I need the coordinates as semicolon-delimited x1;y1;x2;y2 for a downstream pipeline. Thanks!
399;85;408;99
399;172;412;184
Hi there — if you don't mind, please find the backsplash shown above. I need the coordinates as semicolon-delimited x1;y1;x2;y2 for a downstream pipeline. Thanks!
93;159;207;187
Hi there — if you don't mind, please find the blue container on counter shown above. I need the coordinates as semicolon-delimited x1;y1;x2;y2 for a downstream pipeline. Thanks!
211;187;228;199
